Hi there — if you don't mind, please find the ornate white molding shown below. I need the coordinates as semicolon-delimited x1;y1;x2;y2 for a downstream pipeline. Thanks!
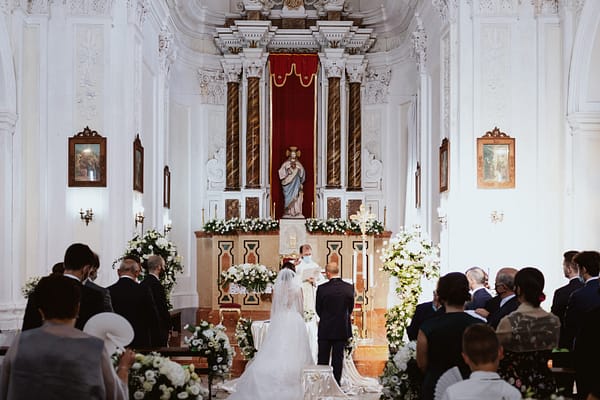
197;69;226;105
567;112;600;135
363;67;391;105
0;112;18;135
412;14;427;74
221;58;243;83
481;24;510;128
206;147;226;189
476;0;519;16
75;25;103;126
432;0;458;24
159;26;176;77
533;0;558;16
65;0;113;16
127;0;148;28
442;32;451;134
362;148;383;184
17;0;50;14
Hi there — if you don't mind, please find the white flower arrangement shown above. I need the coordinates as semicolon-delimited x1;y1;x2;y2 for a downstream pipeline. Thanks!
380;341;421;399
21;276;42;298
381;225;440;350
117;352;208;400
203;218;279;234
184;321;234;380
220;263;277;294
116;229;184;309
234;317;256;361
305;218;384;235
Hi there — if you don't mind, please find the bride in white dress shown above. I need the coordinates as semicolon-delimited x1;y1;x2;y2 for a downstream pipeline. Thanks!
227;267;313;400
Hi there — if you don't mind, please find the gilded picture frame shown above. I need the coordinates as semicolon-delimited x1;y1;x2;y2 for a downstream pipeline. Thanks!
133;134;144;193
68;126;107;187
439;138;449;193
163;166;171;208
477;127;515;189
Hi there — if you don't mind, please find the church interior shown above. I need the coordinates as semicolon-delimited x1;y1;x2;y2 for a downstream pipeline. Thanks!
1;0;600;396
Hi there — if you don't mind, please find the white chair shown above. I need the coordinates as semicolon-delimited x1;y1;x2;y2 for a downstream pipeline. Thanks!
302;365;348;400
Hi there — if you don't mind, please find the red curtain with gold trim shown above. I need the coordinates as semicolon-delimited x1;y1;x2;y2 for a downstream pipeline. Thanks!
270;54;319;220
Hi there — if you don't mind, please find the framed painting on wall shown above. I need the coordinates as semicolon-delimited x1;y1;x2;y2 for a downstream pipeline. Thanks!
415;162;421;208
163;166;171;208
68;126;107;187
133;134;144;193
477;127;515;189
439;138;449;192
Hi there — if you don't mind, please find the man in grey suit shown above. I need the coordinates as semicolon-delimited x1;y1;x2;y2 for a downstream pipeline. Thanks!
84;252;113;312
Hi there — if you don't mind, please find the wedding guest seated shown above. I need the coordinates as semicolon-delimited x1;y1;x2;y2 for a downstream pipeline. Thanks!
496;267;560;399
407;290;444;341
0;275;135;399
465;267;492;310
416;272;480;400
475;267;519;329
441;324;521;400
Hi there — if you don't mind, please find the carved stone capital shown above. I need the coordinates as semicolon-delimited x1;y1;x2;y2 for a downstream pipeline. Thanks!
345;58;367;83
197;69;226;105
412;14;427;74
432;0;458;24
127;0;148;28
243;54;266;78
222;58;243;83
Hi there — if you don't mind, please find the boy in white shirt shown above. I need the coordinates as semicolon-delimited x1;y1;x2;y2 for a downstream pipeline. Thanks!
441;324;521;400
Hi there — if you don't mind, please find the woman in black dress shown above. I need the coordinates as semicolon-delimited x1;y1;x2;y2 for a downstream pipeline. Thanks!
416;272;481;400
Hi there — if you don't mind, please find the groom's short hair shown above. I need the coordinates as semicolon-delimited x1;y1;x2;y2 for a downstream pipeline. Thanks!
326;262;339;275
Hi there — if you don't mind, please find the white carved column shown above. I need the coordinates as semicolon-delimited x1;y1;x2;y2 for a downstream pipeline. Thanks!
0;112;17;327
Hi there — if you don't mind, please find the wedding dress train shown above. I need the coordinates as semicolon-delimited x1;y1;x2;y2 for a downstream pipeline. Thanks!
227;269;313;400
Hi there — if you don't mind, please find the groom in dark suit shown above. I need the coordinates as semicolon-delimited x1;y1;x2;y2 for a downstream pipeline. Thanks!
315;262;354;385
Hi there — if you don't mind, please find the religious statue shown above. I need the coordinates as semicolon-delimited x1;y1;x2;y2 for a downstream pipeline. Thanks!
279;146;305;218
284;0;304;9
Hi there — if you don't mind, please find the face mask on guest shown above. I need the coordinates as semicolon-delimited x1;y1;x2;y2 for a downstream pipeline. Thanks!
302;256;312;264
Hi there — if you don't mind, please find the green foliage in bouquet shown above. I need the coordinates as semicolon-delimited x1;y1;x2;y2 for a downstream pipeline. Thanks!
203;218;279;234
235;317;256;361
184;321;234;380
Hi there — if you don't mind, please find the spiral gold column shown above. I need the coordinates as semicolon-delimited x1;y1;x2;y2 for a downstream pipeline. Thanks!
347;81;361;190
246;76;261;188
226;81;240;190
326;77;341;188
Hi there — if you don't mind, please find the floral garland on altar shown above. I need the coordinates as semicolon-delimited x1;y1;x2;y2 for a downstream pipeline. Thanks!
305;218;384;235
203;218;279;234
116;229;183;310
220;263;277;294
115;351;208;400
184;321;234;379
379;225;440;399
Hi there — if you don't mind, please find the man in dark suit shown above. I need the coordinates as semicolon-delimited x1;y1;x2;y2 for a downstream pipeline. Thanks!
22;243;104;331
84;252;113;312
465;266;492;310
140;255;172;346
564;251;600;351
475;267;519;329
551;250;582;349
407;291;443;341
109;256;160;348
574;303;600;399
315;261;354;385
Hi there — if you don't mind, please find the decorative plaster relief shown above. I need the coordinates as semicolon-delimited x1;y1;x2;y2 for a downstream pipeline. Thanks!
197;69;226;105
66;0;113;16
442;32;451;134
127;0;148;27
363;108;382;160
364;67;391;105
362;148;383;184
533;0;558;15
481;24;510;128
477;0;518;16
206;147;226;189
412;13;427;74
159;26;176;77
20;0;50;14
432;0;458;24
75;25;104;128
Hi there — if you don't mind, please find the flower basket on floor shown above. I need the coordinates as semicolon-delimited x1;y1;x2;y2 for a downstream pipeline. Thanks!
235;317;257;361
380;341;422;399
116;351;208;400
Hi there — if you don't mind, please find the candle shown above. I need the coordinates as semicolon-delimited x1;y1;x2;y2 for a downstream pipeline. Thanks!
369;254;374;288
201;208;205;225
384;206;387;229
362;243;367;282
352;251;357;283
311;201;314;218
214;204;217;219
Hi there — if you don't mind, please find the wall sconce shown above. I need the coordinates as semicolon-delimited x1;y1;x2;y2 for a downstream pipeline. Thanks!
437;207;447;229
135;211;145;231
490;210;504;224
79;208;94;226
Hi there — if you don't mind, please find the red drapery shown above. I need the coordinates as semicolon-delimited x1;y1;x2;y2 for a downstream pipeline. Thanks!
270;54;319;220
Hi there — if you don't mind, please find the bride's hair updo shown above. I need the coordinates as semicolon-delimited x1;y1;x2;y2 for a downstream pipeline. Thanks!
514;267;545;307
281;261;296;273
